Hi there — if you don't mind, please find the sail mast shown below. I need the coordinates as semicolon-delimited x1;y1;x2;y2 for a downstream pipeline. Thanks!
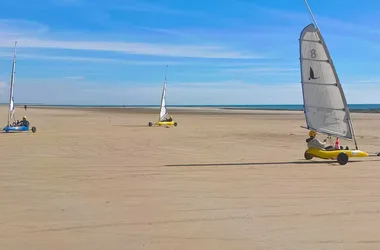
303;0;319;29
8;41;17;126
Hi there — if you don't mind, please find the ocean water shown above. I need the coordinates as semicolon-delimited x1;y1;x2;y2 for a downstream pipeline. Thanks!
214;104;380;111
3;103;380;111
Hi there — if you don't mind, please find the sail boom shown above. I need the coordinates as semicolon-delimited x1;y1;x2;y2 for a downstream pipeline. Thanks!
317;131;353;140
315;129;353;140
301;126;353;140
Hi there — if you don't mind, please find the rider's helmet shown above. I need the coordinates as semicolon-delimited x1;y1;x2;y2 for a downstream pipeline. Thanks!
309;130;317;137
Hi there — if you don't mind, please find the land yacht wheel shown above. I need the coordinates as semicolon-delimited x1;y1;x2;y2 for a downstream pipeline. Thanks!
174;122;178;127
31;126;36;133
337;152;349;165
148;122;152;127
304;150;313;160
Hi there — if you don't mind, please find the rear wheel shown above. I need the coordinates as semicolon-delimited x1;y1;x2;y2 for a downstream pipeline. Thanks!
31;126;36;133
148;122;152;127
304;150;313;160
337;152;349;165
174;122;178;127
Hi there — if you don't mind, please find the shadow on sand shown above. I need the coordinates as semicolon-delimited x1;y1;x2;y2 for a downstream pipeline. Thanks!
1;131;30;135
113;124;148;128
165;159;380;167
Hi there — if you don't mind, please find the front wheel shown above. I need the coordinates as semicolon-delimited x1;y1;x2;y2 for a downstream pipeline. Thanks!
174;122;178;127
148;122;152;127
337;152;349;165
31;126;37;133
304;150;313;160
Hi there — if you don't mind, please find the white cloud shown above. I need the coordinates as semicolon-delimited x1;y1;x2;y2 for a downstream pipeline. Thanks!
5;79;302;105
0;37;261;59
344;83;380;104
0;18;264;59
0;19;49;36
225;67;299;75
1;77;380;105
0;52;211;66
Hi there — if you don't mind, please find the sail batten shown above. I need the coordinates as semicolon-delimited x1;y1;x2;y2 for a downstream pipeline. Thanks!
301;58;329;62
305;105;345;111
302;39;321;43
299;23;355;141
303;82;337;86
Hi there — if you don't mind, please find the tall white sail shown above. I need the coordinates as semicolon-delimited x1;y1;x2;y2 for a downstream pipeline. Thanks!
8;41;17;125
300;22;355;142
158;66;169;121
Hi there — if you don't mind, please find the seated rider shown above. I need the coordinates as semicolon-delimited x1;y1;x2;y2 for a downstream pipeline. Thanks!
164;116;173;122
306;130;334;150
17;116;30;127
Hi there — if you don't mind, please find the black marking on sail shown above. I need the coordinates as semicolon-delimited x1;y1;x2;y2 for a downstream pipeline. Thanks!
308;67;319;80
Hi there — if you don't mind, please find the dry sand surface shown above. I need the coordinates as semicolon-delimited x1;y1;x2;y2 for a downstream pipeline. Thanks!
1;106;380;250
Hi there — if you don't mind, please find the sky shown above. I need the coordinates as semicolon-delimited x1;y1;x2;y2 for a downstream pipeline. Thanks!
0;0;380;105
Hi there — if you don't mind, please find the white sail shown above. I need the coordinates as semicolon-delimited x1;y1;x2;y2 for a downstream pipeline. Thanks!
8;41;17;125
158;67;169;121
300;23;355;141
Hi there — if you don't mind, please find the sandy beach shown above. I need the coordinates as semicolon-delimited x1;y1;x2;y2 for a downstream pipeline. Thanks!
1;106;380;250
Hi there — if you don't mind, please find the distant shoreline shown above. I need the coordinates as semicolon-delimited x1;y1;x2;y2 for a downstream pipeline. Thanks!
3;104;380;114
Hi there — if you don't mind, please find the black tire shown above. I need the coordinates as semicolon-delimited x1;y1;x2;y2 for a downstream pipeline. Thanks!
337;152;349;165
31;126;36;133
148;122;152;127
174;122;178;127
304;150;313;160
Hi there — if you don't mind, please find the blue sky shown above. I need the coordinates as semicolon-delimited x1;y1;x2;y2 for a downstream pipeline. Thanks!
0;0;379;105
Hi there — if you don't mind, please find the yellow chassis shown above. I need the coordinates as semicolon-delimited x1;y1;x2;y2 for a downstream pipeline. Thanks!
148;121;178;127
304;147;369;165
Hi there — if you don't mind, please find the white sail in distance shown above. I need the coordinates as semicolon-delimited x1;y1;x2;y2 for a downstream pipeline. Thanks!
159;66;169;121
8;41;17;124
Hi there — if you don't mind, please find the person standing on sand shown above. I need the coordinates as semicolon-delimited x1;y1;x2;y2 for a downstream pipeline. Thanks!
24;105;27;110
